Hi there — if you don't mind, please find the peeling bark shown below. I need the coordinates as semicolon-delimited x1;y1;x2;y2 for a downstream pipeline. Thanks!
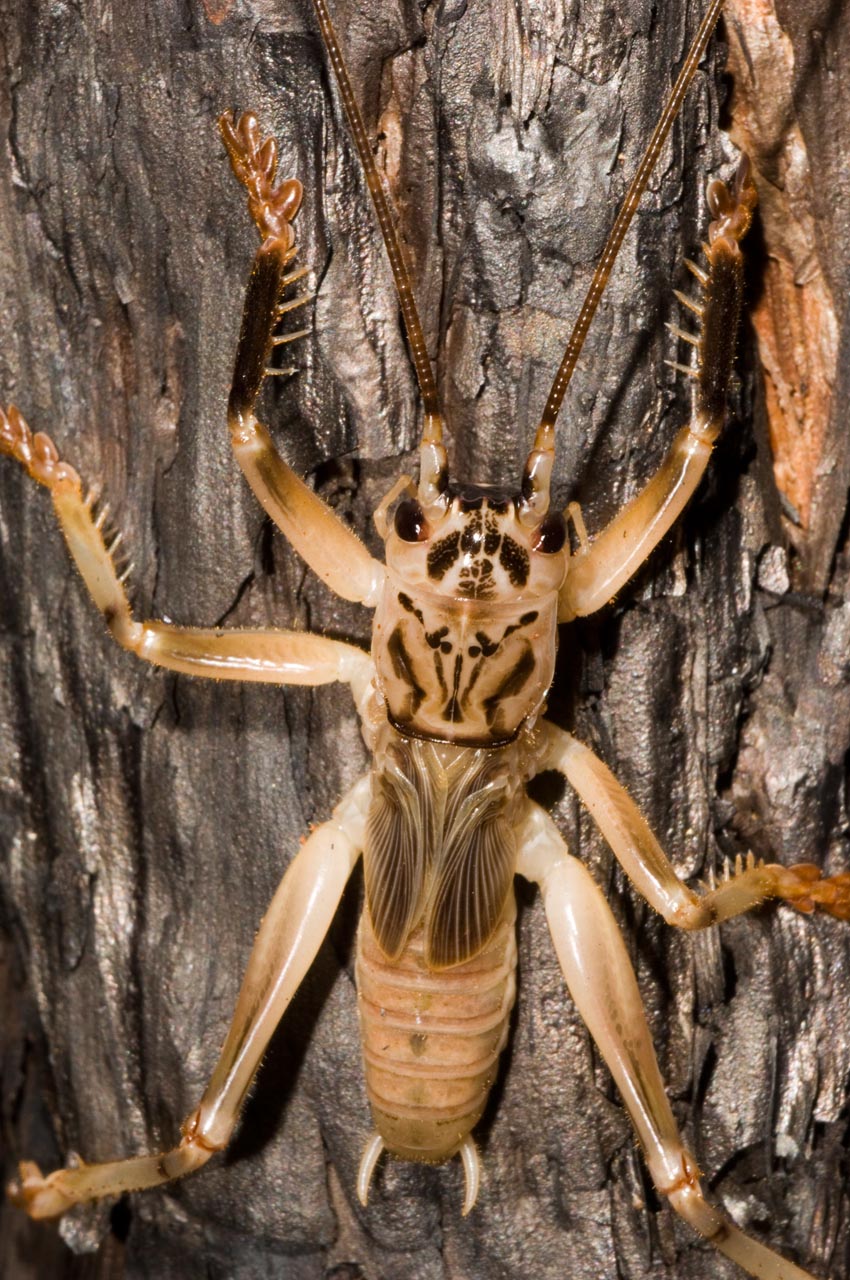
1;2;848;1279
725;0;840;559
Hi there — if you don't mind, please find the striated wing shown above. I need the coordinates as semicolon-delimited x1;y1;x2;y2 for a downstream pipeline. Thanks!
425;762;517;969
364;741;435;959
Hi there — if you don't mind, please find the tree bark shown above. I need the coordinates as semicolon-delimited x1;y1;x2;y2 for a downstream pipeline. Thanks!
1;1;848;1278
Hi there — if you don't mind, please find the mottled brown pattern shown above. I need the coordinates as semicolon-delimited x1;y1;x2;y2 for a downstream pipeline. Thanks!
1;1;848;1278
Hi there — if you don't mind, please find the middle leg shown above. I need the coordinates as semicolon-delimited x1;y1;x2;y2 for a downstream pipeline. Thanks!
539;721;850;929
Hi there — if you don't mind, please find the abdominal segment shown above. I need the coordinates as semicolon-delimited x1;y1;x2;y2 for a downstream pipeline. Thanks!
355;895;517;1163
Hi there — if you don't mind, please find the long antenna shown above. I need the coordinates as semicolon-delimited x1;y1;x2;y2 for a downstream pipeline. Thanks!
311;0;447;494
535;0;725;440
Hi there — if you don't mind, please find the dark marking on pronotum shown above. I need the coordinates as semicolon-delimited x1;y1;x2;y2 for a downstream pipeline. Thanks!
399;592;451;653
483;645;536;725
432;648;448;699
442;652;465;724
457;488;483;511
387;626;426;716
398;591;424;623
468;611;538;658
473;631;500;658
426;627;451;653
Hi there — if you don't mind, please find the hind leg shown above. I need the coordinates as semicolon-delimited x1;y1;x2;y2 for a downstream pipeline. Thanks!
517;801;818;1280
8;776;370;1219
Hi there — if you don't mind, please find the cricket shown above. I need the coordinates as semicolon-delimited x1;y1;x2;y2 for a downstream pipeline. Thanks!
1;0;847;1276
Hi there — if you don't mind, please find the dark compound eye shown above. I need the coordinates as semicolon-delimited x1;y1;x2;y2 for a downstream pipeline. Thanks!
532;512;567;554
394;498;428;542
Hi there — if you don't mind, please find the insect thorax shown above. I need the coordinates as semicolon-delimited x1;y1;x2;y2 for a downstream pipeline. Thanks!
373;487;566;748
372;583;559;746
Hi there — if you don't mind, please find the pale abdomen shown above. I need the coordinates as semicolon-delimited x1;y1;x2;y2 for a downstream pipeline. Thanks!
355;894;517;1163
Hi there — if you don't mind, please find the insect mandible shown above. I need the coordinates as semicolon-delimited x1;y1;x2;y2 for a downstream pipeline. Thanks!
1;0;850;1274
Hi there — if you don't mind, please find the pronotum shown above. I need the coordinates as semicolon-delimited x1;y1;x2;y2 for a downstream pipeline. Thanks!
1;2;849;1278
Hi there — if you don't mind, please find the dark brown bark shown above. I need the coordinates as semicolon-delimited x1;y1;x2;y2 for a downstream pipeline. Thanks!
1;2;848;1278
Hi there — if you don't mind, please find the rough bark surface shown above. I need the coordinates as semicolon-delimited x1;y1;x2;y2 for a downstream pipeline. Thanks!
1;2;848;1279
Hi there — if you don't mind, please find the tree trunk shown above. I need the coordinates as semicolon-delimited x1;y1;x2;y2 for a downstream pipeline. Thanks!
1;1;848;1278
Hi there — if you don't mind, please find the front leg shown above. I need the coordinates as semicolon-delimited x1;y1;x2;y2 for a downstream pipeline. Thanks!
539;722;850;928
8;775;370;1219
0;406;373;695
517;803;818;1280
220;111;385;608
560;159;758;621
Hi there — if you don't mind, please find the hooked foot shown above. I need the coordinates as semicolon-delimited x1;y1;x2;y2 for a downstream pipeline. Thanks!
0;404;81;494
700;852;850;926
7;1160;80;1221
218;111;302;247
771;861;850;920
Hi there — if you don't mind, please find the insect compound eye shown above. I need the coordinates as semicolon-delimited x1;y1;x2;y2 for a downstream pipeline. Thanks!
394;498;428;542
532;512;567;554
